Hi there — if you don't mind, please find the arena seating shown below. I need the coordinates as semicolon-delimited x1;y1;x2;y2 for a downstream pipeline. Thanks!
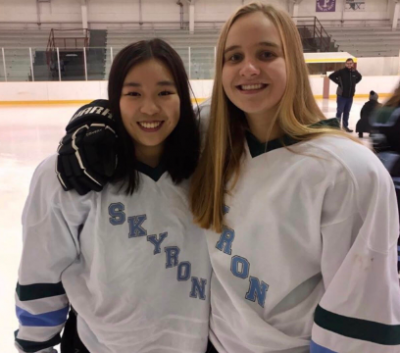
2;24;400;81
0;29;86;81
0;30;49;81
105;29;219;79
326;26;400;57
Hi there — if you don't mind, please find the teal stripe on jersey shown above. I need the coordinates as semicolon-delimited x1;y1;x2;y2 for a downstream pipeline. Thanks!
136;161;166;181
15;330;61;353
16;282;65;301
314;305;400;345
246;118;340;158
310;340;338;353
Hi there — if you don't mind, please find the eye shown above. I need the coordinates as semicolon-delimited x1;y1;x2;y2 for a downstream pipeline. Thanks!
227;53;242;63
125;92;140;97
159;91;174;96
259;51;275;60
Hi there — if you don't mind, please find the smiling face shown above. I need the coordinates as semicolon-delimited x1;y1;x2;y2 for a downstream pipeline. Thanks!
119;59;180;163
222;11;287;129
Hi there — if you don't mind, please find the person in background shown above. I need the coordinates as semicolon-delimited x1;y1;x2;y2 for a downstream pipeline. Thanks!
370;82;400;274
371;82;400;153
356;90;381;138
373;82;400;125
329;58;362;133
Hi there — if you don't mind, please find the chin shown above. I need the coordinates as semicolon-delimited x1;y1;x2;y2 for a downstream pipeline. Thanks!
239;105;272;115
142;141;163;148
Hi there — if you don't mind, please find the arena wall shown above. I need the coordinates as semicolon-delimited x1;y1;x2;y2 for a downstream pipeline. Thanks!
1;76;399;104
0;0;394;30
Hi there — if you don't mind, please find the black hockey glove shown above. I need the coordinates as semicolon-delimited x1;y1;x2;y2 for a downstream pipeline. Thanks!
56;99;118;195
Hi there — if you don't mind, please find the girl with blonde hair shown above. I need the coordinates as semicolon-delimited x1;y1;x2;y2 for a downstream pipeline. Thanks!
191;2;400;353
384;81;400;108
371;81;400;153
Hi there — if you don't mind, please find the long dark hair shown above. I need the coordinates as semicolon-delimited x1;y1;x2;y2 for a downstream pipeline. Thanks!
108;39;200;194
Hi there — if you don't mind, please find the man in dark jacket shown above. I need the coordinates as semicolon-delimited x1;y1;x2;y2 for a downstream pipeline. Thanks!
329;58;362;133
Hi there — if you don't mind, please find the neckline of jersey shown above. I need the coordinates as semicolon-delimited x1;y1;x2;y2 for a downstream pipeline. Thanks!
246;118;340;158
136;161;166;181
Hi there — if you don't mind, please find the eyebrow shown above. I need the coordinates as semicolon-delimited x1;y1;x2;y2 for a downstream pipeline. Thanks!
224;41;280;55
123;81;175;87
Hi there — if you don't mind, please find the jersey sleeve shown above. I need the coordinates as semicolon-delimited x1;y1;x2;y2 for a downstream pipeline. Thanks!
15;155;89;353
197;98;211;148
311;144;400;353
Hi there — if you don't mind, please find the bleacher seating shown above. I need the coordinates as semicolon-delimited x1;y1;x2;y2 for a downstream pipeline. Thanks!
104;29;219;79
0;30;49;81
0;29;86;81
0;28;220;81
2;24;400;82
326;26;400;57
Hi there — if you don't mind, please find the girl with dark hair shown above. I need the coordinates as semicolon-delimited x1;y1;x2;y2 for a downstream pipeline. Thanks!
14;39;211;353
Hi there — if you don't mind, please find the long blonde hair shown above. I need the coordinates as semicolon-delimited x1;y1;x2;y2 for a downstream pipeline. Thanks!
384;82;400;108
190;2;359;232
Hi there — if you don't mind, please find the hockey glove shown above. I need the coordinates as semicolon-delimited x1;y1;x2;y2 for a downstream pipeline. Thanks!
56;99;118;195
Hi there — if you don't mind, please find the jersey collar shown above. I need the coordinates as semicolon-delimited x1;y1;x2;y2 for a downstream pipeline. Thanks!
136;161;167;181
246;118;339;158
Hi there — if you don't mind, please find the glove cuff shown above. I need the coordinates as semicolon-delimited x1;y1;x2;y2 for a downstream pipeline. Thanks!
67;100;114;132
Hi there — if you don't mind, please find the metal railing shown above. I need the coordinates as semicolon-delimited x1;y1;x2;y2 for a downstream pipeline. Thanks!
46;28;90;51
293;16;334;52
0;46;217;82
46;28;90;72
2;43;400;82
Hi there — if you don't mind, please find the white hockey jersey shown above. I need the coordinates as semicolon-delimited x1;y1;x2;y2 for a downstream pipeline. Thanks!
207;129;400;353
15;155;211;353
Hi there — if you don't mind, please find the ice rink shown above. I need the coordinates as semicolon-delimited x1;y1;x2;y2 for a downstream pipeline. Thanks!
0;99;370;351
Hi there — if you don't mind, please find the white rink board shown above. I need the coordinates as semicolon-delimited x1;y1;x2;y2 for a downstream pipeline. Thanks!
1;76;399;103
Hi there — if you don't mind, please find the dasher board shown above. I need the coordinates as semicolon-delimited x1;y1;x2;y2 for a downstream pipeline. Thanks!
304;52;357;63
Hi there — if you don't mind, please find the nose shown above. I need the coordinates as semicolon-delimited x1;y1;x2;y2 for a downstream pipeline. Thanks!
239;59;260;78
140;99;160;116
